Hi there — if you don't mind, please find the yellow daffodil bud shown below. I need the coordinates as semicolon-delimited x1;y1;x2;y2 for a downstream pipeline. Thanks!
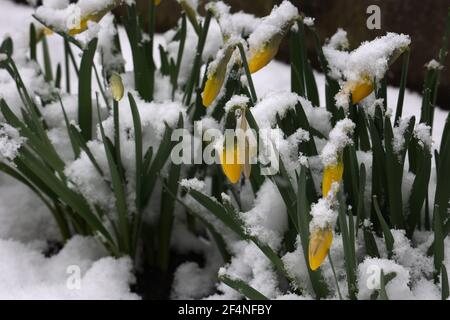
341;75;374;105
309;226;333;271
202;75;223;107
350;77;374;104
322;159;344;197
202;45;234;107
154;0;162;5
248;35;282;74
68;10;108;36
220;145;242;184
247;1;298;73
109;73;124;102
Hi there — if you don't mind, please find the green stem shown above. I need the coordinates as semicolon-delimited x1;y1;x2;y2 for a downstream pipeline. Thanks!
183;10;212;106
237;43;257;104
328;253;343;300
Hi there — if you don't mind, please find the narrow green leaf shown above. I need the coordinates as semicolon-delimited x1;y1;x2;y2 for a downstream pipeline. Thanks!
78;38;98;141
373;195;394;257
442;265;449;300
219;275;268;300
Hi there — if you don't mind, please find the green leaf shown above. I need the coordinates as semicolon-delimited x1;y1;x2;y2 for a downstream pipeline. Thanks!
373;195;394;257
96;101;130;254
219;275;268;300
338;190;357;299
42;36;53;82
384;117;404;229
19;148;113;244
407;143;431;237
187;189;244;237
433;207;444;276
0;37;13;57
29;23;37;61
78;38;98;141
141;116;182;207
378;270;393;300
394;49;410;124
442;265;449;300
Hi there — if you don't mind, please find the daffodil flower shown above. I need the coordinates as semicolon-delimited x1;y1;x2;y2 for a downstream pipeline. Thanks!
202;45;235;107
68;10;109;36
309;226;333;271
322;158;344;197
109;73;124;102
220;144;242;184
347;75;374;104
248;33;283;74
68;1;121;36
247;1;298;73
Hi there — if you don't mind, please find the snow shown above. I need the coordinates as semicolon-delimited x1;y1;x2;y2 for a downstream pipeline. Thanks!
0;123;25;165
224;95;249;113
413;123;433;150
320;118;355;167
339;33;410;83
180;177;206;192
303;17;315;27
426;59;443;70
0;235;139;299
392;117;411;156
357;257;413;299
214;241;281;299
247;1;299;50
240;180;288;250
309;196;338;231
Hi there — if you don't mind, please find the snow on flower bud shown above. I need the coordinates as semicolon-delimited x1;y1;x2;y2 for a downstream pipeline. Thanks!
220;145;242;184
247;1;299;73
248;35;283;73
202;44;235;107
308;226;333;270
346;75;374;105
109;73;124;102
66;0;121;36
322;157;344;197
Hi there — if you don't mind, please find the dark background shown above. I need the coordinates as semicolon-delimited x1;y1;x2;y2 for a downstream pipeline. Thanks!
12;0;450;110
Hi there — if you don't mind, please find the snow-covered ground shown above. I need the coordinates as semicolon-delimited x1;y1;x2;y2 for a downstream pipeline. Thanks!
0;0;448;299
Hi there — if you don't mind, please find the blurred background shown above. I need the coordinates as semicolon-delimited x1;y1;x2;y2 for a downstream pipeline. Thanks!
11;0;450;110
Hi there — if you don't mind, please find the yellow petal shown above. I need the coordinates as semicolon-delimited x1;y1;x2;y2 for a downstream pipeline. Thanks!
308;227;333;271
202;73;223;107
68;6;112;36
220;146;242;184
322;160;344;197
109;73;124;102
350;77;374;104
248;43;279;73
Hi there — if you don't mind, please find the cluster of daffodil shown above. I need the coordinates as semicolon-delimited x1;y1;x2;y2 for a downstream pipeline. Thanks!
202;5;300;183
202;5;299;108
